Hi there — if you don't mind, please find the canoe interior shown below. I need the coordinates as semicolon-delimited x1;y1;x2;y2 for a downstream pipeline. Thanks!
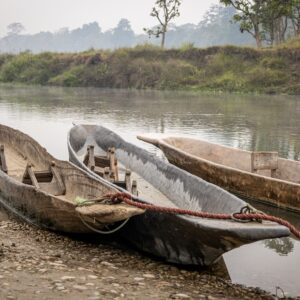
0;125;114;203
164;137;300;185
69;125;250;215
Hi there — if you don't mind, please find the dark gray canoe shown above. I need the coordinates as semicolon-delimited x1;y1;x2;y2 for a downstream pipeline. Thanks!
68;124;290;266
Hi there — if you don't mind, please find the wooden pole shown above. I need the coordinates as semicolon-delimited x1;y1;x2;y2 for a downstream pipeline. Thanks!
0;145;8;173
125;170;131;191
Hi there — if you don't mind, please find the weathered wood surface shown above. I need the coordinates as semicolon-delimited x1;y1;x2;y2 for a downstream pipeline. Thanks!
68;124;290;266
50;162;66;196
0;124;143;233
25;164;40;189
76;203;144;223
0;145;8;173
138;135;300;213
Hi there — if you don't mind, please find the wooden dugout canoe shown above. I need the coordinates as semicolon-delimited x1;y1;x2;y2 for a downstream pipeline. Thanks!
68;124;290;266
138;135;300;213
0;124;143;233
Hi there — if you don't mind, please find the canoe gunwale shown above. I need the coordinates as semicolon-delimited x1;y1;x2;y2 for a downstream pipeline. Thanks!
157;138;300;188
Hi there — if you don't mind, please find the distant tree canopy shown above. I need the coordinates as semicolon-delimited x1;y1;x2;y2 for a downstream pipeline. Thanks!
112;19;135;47
0;5;255;54
220;0;300;47
7;23;25;36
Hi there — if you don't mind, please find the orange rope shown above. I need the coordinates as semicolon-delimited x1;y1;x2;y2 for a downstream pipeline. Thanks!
107;192;300;239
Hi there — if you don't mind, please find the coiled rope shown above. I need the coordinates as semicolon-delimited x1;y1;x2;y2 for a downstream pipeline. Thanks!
105;192;300;239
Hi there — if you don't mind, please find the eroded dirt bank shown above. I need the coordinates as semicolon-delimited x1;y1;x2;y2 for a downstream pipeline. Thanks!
0;215;279;300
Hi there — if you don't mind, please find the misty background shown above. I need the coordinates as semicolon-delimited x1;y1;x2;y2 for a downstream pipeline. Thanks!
0;3;254;53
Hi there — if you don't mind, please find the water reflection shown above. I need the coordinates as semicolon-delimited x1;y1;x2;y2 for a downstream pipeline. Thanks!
0;85;300;296
264;238;294;256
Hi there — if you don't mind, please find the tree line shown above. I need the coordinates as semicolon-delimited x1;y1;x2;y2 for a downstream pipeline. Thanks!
3;1;299;52
0;5;253;53
220;0;300;47
146;0;300;48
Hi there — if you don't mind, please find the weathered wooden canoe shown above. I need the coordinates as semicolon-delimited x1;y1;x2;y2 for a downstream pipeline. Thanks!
0;124;143;233
138;135;300;213
68;124;290;266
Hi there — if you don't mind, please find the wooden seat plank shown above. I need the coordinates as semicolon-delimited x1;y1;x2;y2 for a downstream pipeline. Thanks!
94;155;110;168
94;166;105;177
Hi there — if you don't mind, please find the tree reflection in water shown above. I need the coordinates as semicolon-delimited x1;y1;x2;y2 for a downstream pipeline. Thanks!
264;237;294;256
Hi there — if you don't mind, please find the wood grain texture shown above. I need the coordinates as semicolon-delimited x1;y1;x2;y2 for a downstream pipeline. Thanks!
0;124;143;233
138;135;300;213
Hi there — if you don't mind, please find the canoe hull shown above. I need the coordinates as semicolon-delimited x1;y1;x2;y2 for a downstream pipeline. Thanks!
156;142;300;213
68;125;290;266
0;124;142;233
0;167;90;233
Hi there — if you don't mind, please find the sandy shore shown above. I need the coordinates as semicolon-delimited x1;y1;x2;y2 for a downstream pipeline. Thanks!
0;213;278;300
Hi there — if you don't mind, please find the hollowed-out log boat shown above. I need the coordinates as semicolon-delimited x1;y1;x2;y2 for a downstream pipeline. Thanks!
138;135;300;213
68;124;290;266
0;124;143;233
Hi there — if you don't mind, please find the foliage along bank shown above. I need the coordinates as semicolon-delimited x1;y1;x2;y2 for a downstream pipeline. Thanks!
0;42;300;95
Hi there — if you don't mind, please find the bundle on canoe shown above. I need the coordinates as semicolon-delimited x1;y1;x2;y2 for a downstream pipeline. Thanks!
0;124;143;233
68;124;290;266
138;135;300;213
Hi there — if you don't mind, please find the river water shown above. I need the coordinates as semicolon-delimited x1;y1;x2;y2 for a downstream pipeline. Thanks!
0;85;299;297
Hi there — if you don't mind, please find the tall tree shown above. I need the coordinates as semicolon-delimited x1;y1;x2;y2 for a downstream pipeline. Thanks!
260;0;290;45
7;23;25;36
144;0;181;48
291;0;300;36
220;0;265;48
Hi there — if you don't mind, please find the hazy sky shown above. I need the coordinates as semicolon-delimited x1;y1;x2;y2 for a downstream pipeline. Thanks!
1;0;219;36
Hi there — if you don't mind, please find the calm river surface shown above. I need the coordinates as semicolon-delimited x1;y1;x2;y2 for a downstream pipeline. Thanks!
0;85;300;296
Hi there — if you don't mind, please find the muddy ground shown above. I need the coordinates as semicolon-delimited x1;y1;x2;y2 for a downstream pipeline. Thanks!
0;212;285;300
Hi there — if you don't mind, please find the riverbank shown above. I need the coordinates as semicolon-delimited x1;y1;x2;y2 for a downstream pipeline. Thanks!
0;213;280;300
0;41;300;95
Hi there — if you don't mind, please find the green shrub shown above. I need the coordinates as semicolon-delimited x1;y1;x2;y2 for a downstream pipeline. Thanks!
49;64;110;87
0;44;299;94
246;66;289;87
208;71;245;91
160;59;199;88
180;43;195;52
126;58;162;88
260;56;286;69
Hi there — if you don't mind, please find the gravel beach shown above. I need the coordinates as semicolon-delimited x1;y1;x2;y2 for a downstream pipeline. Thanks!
0;212;282;300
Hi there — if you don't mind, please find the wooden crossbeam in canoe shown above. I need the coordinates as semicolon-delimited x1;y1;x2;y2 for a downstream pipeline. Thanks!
0;145;8;174
84;146;119;181
83;145;96;170
83;145;138;195
132;180;138;196
23;164;40;189
114;170;138;195
22;162;66;195
50;161;66;195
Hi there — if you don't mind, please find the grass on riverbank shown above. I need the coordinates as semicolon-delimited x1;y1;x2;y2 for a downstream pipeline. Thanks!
0;41;300;94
